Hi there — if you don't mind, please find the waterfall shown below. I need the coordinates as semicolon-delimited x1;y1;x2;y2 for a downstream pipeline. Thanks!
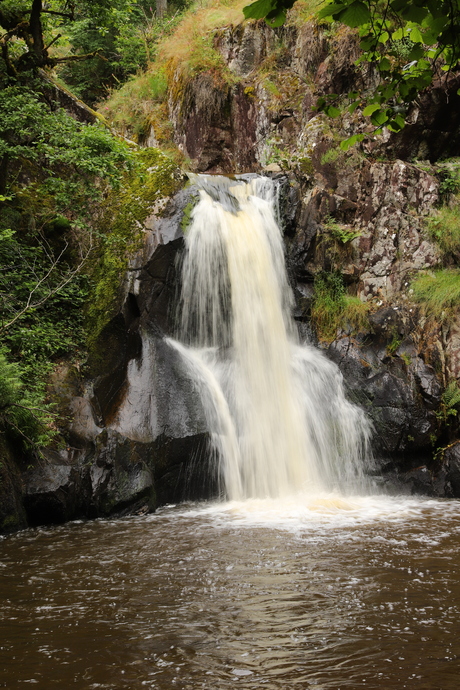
171;174;373;500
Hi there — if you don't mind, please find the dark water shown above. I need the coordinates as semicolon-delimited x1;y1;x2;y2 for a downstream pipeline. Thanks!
1;494;460;689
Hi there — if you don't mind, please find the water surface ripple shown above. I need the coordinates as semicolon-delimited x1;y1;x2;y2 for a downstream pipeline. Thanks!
1;495;460;689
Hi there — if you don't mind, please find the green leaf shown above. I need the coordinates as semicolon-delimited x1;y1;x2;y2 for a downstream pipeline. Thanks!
339;133;365;150
410;27;424;43
317;3;345;20
401;5;428;23
362;103;380;116
336;1;371;28
391;28;405;41
266;9;287;26
378;31;389;43
243;0;276;20
406;45;425;61
387;119;404;132
421;28;438;45
325;105;341;118
348;100;361;114
370;108;390;126
379;57;391;71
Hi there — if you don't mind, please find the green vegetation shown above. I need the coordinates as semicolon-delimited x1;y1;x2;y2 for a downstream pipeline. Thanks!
386;332;402;356
102;0;247;138
436;380;460;423
0;1;193;104
311;272;370;341
87;148;182;341
0;349;57;451
324;217;361;244
411;269;460;321
0;76;180;455
244;0;460;148
426;200;460;261
436;159;460;198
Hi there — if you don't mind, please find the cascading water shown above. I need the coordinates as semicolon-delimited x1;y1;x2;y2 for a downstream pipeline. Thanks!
171;174;374;500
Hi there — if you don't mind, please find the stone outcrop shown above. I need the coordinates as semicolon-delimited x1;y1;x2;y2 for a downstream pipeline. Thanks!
17;187;215;528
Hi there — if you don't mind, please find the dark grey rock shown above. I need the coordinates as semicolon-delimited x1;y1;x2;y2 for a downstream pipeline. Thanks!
445;442;460;498
23;463;85;525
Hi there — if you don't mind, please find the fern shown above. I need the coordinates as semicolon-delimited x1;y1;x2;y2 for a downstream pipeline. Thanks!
442;381;460;415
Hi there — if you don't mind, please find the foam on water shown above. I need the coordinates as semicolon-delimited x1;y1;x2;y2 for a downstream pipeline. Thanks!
153;493;459;534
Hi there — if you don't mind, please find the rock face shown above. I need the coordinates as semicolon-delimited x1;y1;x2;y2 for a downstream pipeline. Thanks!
17;187;216;529
166;18;460;497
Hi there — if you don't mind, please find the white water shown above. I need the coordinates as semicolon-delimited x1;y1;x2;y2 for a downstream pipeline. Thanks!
173;175;374;500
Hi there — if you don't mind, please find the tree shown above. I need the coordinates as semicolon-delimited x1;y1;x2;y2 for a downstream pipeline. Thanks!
243;0;460;146
0;0;96;77
0;0;149;81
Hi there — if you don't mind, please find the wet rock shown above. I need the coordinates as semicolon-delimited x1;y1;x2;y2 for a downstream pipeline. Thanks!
444;442;460;498
0;438;27;533
385;465;443;497
89;430;155;517
326;337;438;456
23;460;86;526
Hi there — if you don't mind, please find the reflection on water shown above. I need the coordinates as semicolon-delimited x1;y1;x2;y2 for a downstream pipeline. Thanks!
1;494;460;689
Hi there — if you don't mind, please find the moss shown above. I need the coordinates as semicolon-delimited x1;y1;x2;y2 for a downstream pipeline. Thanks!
86;148;183;345
180;197;198;234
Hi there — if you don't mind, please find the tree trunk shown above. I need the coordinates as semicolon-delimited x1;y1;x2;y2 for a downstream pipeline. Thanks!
0;155;8;196
29;0;45;64
156;0;168;19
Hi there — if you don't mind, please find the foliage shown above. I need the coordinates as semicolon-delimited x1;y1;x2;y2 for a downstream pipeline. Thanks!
411;269;460;321
243;0;460;146
386;332;402;356
58;4;190;105
86;147;183;341
311;271;370;341
426;197;460;261
101;0;247;137
0;348;57;450
101;69;171;143
0;84;134;194
157;0;245;84
436;380;460;423
324;216;361;243
0;82;137;456
0;1;193;104
436;159;460;198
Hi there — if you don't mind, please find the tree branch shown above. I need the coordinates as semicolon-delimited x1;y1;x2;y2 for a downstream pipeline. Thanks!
0;235;93;334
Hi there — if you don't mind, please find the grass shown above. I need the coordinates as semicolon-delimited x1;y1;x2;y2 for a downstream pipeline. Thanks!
101;70;170;142
287;0;327;26
101;0;248;140
426;197;460;259
311;272;370;341
411;269;460;321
